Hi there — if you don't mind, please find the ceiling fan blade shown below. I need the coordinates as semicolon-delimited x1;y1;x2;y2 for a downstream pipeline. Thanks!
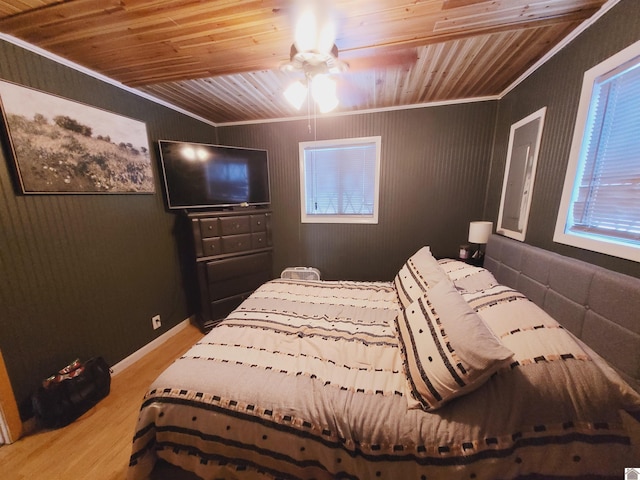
335;76;370;108
344;48;418;72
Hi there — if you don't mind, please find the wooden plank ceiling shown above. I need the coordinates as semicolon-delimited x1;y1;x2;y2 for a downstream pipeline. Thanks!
0;0;610;124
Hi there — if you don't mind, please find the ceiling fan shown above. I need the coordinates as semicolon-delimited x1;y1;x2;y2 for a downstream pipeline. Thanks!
279;0;348;113
279;1;417;114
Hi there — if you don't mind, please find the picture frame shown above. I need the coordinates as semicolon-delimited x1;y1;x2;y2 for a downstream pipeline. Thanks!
496;107;546;241
0;80;154;194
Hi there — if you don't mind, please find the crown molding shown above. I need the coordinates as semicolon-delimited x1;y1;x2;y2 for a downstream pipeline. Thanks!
0;0;622;127
498;0;621;99
0;33;218;128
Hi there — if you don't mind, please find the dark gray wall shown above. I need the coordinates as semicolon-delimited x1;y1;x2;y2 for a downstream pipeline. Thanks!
2;0;638;419
0;39;219;414
218;102;497;281
220;0;640;284
486;0;640;278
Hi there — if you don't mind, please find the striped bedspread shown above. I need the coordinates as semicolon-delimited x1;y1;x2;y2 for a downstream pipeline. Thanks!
128;275;640;480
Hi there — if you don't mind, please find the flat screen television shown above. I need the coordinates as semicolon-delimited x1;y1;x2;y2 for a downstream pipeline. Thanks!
158;140;271;210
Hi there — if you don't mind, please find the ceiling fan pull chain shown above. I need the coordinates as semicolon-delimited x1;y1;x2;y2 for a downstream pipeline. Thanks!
307;76;313;135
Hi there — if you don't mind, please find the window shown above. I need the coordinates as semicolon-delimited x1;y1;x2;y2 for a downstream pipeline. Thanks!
299;136;381;224
554;40;640;262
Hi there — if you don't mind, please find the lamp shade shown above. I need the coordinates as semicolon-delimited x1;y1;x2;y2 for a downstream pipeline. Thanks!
468;221;493;244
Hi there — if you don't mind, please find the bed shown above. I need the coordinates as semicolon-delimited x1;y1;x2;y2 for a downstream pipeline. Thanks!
128;235;640;480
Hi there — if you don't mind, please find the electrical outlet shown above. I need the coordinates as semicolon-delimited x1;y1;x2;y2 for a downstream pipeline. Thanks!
152;314;161;330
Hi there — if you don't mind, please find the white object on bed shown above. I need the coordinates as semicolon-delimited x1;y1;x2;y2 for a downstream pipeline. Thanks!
395;280;514;410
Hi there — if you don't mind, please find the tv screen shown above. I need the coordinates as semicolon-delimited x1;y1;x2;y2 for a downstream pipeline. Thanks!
158;140;271;210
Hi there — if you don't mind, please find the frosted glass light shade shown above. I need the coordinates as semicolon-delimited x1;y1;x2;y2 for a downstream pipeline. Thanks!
468;221;493;244
311;75;338;113
284;81;308;110
294;1;336;54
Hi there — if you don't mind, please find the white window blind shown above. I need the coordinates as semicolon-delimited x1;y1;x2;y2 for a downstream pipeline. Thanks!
299;137;381;224
569;59;640;243
554;40;640;262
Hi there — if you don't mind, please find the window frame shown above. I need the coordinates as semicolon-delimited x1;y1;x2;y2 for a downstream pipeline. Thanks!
554;39;640;262
299;136;381;224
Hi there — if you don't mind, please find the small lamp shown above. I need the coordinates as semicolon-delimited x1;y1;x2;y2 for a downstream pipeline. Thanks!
468;221;493;265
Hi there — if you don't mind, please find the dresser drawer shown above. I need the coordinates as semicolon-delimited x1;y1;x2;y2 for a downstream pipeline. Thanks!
206;252;272;282
221;234;252;253
220;215;251;235
202;237;222;256
209;294;249;321
251;232;268;249
251;213;268;232
199;218;220;238
208;270;271;300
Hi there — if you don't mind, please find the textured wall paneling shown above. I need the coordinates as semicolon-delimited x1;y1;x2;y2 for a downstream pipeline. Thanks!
218;101;497;281
488;0;640;278
0;39;218;414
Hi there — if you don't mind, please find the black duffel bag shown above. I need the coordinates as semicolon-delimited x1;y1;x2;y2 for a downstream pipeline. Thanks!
32;356;111;429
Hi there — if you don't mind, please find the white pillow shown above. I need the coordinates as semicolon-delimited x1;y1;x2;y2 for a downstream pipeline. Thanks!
394;247;448;309
437;259;498;293
394;280;514;410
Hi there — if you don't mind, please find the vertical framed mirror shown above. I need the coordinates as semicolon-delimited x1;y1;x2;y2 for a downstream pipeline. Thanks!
496;107;546;241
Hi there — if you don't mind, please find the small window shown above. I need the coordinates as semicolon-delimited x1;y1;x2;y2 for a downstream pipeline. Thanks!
299;136;381;224
554;40;640;262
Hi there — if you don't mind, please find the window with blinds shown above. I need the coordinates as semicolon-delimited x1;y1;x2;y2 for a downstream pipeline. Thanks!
299;137;381;224
554;40;640;262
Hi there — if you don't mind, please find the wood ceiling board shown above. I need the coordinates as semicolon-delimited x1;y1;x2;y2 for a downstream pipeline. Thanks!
0;0;610;123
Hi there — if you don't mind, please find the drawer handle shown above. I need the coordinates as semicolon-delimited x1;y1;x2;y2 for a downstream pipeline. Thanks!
257;221;262;225
208;225;213;230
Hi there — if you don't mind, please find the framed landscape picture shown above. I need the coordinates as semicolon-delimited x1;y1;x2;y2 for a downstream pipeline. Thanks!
0;80;154;194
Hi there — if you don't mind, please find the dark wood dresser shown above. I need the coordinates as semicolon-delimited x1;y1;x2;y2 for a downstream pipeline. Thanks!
188;209;273;331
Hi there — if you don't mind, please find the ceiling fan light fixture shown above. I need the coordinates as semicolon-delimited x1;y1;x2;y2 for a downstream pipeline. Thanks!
285;43;348;76
284;80;308;110
317;94;339;114
294;1;336;54
283;1;343;114
316;22;336;54
311;75;338;113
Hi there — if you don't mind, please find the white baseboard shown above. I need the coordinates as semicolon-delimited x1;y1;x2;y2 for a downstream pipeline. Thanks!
110;317;194;376
16;320;195;433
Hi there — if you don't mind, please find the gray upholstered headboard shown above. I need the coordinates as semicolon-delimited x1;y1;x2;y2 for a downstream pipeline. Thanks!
484;234;640;385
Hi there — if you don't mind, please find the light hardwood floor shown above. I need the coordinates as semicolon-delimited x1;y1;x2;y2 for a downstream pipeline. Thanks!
0;323;204;480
